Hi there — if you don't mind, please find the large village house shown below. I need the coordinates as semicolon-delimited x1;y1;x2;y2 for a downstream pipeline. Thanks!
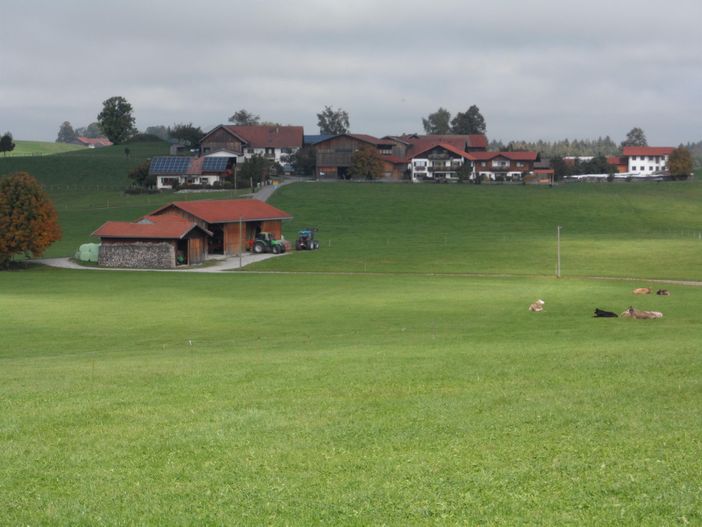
199;125;304;174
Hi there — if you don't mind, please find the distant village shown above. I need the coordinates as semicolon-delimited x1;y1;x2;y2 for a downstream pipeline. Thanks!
63;114;689;188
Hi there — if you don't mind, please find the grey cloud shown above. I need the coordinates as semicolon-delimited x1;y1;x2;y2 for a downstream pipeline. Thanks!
1;0;700;144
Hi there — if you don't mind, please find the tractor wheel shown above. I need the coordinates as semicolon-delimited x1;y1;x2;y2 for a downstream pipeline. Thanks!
253;242;265;254
313;241;320;250
272;245;281;254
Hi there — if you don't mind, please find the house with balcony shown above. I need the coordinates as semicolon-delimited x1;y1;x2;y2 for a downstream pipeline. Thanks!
408;143;474;182
471;151;539;181
199;125;304;174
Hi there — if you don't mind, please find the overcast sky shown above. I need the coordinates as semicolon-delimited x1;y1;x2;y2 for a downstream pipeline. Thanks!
1;0;700;144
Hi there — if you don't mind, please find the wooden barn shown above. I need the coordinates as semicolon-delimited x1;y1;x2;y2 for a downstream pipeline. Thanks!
148;199;293;255
92;214;212;269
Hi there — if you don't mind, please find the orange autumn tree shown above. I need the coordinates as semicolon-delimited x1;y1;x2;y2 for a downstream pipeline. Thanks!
0;172;61;268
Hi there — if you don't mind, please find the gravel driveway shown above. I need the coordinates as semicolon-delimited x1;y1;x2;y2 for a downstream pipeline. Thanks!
33;252;287;273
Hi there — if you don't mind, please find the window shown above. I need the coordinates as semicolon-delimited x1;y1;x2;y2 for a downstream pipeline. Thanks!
632;166;637;171
378;147;392;155
516;161;525;167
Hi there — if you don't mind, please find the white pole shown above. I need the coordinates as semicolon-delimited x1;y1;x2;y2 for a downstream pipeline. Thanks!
239;216;243;268
556;225;562;278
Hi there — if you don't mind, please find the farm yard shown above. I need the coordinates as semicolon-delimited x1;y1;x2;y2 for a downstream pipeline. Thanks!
1;145;702;524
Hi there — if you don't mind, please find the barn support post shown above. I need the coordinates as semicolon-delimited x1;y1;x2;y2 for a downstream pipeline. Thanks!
239;216;243;268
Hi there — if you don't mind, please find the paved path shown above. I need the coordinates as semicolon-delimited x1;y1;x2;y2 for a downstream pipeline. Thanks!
33;253;288;273
251;177;300;202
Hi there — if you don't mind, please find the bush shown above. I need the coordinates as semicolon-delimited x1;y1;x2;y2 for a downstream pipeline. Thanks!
124;133;165;143
124;186;159;195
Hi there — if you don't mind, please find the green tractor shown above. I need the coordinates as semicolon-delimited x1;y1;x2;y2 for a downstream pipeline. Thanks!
296;227;320;251
249;232;289;254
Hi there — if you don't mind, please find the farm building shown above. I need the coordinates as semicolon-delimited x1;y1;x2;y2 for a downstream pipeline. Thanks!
72;136;113;148
148;199;292;256
314;134;408;179
92;214;211;269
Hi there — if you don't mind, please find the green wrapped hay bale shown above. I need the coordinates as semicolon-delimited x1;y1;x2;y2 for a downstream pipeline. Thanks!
78;243;100;263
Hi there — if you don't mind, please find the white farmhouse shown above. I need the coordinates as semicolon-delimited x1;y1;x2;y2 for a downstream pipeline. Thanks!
622;146;674;175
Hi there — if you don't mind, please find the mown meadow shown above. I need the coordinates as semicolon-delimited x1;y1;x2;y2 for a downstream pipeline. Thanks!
1;147;701;524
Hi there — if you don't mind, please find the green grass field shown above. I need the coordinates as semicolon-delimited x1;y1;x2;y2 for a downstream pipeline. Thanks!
262;180;702;281
1;269;701;525
5;140;85;157
1;150;702;524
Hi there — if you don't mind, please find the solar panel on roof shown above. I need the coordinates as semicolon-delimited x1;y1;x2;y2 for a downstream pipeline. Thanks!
202;157;228;172
149;156;191;175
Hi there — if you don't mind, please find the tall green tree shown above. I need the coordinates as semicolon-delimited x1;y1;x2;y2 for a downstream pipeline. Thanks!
317;105;349;135
0;132;16;156
668;146;693;176
422;107;451;135
621;127;648;147
293;145;317;176
0;172;61;267
127;161;155;188
56;121;77;143
97;96;136;144
144;125;170;141
169;123;204;146
451;105;487;135
228;109;260;126
239;154;273;186
349;145;383;180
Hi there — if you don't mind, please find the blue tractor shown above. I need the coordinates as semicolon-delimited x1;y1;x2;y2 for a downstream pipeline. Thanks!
296;227;320;251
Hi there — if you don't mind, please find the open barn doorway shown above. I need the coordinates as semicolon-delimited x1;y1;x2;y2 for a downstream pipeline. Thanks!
208;224;224;254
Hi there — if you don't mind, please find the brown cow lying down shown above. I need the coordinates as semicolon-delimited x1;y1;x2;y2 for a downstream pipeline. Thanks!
529;299;545;312
620;306;663;319
633;287;652;295
656;289;671;296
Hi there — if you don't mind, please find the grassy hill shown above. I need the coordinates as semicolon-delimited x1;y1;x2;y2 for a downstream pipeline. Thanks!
0;141;246;256
259;180;702;281
5;140;85;157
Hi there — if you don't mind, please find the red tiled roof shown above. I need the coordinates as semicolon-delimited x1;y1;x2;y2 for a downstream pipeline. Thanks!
187;157;204;175
222;125;303;149
92;218;206;240
622;146;674;157
469;151;538;161
409;142;474;161
77;136;113;147
150;199;292;224
607;156;626;165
